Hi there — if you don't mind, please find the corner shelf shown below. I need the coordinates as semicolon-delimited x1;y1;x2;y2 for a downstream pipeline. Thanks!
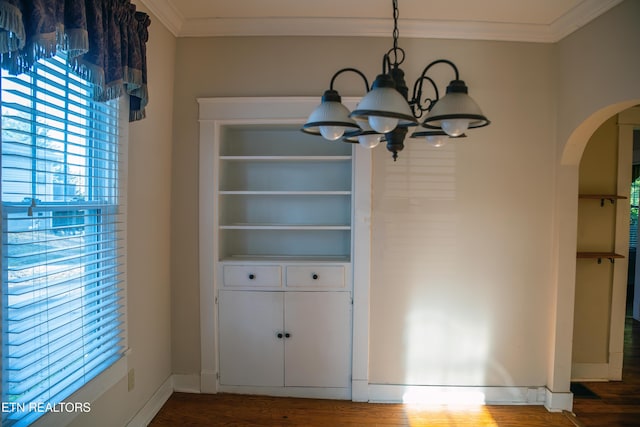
578;194;627;207
576;252;625;264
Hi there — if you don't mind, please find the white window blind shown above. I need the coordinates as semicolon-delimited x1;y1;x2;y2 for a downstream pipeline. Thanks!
1;54;126;427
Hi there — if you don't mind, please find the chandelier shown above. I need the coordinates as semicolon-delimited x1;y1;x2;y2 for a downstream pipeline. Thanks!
302;0;490;160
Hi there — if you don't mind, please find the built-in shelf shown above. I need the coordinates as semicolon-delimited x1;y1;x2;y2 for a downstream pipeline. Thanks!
216;123;353;261
578;194;628;206
577;252;625;263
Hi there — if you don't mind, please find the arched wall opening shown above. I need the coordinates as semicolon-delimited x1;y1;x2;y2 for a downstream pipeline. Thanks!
548;101;640;409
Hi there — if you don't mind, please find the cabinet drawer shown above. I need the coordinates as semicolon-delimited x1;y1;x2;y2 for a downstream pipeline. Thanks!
285;265;345;288
223;265;282;287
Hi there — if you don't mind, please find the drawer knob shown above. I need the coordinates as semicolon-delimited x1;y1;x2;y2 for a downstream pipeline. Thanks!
248;273;255;280
276;332;283;339
285;332;291;338
312;273;319;280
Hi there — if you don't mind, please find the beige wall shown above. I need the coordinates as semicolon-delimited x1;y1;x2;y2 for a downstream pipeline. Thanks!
557;0;640;163
165;0;639;407
69;2;176;425
170;33;558;385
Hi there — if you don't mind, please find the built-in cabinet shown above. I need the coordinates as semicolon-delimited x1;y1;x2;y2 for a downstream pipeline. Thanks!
214;122;355;398
218;289;351;388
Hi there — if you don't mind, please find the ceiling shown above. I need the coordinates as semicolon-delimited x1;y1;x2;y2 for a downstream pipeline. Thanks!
138;0;622;43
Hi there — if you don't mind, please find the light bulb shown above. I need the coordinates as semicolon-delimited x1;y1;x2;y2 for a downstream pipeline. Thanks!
319;125;346;141
368;116;398;133
358;134;381;149
425;135;447;148
441;119;470;137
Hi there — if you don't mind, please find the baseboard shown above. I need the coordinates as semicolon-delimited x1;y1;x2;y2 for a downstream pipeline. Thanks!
571;363;609;381
218;385;351;400
126;377;173;427
173;374;201;393
544;388;573;412
201;370;218;393
351;379;369;402
608;352;623;380
368;384;547;405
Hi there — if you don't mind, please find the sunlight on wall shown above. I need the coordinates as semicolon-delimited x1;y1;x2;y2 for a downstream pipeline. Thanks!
404;308;490;385
379;143;492;385
402;387;486;406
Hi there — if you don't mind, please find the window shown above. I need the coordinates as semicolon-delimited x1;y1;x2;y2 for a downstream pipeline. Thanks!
1;54;126;426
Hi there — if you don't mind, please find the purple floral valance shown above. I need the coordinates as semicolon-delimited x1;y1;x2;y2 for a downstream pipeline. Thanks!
0;0;150;121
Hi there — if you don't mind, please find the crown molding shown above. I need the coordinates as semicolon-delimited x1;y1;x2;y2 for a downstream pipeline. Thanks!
137;0;184;36
138;0;622;43
549;0;623;41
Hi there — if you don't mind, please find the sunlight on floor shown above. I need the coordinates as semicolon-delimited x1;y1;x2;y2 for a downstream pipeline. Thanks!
404;404;499;427
402;389;498;426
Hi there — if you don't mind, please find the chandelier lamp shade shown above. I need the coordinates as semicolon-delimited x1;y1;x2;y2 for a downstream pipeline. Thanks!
302;0;490;160
300;88;360;141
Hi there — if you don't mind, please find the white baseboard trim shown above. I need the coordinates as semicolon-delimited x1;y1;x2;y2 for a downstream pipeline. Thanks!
608;352;623;380
218;385;351;400
368;384;547;405
351;379;369;402
173;374;201;393
544;388;573;412
126;376;173;427
201;370;218;394
571;363;609;381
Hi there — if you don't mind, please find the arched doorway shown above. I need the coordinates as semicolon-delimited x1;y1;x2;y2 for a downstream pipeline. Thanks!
571;109;639;381
549;103;640;409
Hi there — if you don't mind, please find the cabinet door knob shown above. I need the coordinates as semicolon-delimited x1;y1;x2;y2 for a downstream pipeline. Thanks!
276;332;283;339
285;332;291;338
312;273;319;280
248;273;255;280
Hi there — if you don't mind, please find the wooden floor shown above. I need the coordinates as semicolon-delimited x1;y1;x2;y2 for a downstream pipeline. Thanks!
150;317;640;427
571;316;640;427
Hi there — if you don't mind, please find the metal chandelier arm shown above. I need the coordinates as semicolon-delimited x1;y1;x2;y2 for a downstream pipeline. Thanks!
417;59;460;82
410;75;439;118
329;68;370;93
409;59;461;118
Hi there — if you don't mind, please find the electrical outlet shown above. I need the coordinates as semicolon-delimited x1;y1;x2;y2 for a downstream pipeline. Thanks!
128;368;135;391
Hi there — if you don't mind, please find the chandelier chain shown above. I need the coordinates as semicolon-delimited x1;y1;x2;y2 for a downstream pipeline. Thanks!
392;0;399;53
387;0;405;67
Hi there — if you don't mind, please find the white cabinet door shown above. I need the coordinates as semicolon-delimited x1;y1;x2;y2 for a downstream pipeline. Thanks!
284;292;351;388
218;291;284;386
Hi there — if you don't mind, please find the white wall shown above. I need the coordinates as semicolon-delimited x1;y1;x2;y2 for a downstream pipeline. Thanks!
68;2;176;425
